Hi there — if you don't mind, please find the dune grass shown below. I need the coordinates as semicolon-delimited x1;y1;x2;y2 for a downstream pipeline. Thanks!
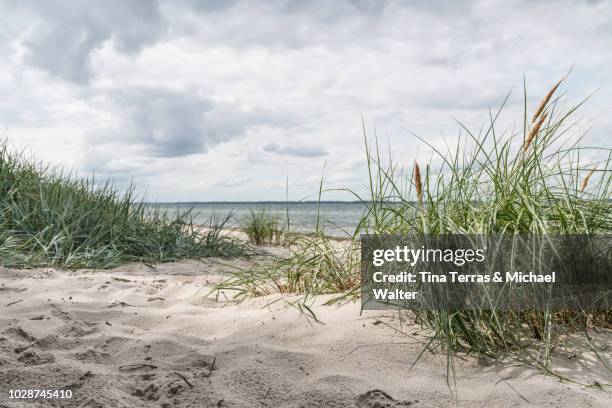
356;78;611;378
0;143;250;269
213;233;359;297
212;78;611;379
217;176;360;304
241;208;286;245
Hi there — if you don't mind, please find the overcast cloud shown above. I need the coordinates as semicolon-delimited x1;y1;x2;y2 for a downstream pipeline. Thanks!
0;0;611;201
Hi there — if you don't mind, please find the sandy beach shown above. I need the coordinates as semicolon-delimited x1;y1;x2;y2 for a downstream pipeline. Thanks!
1;257;610;407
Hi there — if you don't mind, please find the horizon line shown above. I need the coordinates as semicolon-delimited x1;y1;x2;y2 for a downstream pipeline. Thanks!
140;200;366;204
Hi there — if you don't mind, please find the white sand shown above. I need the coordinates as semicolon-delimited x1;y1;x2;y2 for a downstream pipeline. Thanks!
1;258;610;407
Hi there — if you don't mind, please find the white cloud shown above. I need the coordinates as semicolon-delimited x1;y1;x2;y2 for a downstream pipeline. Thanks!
0;0;610;201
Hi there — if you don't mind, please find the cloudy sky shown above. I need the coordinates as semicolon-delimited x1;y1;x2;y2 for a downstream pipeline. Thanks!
1;0;611;201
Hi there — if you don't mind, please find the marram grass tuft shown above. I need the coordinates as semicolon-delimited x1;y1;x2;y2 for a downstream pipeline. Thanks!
0;143;251;269
357;78;611;379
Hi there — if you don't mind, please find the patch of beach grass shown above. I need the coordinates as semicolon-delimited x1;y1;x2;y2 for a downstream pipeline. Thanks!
213;173;361;307
0;143;251;269
241;208;287;246
212;233;359;299
355;78;611;381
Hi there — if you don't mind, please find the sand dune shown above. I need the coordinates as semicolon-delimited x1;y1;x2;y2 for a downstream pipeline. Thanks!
1;258;610;407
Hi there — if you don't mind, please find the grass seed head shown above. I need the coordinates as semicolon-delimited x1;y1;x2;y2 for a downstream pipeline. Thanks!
524;111;548;152
531;78;563;123
414;162;423;206
580;166;597;192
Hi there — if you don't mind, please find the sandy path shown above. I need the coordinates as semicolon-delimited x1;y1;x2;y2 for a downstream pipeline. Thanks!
0;258;610;407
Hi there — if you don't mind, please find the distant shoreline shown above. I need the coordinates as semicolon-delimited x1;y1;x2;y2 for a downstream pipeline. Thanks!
142;200;367;204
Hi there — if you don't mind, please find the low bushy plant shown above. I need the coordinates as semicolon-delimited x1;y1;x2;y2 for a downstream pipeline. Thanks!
241;208;286;245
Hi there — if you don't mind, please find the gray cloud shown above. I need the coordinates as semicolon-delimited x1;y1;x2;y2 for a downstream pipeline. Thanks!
14;0;164;82
92;88;212;157
203;106;297;143
86;88;300;160
10;0;387;83
180;0;240;13
280;0;386;20
263;142;328;157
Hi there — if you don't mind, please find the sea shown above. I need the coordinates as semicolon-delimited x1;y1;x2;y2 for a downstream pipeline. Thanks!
151;202;369;238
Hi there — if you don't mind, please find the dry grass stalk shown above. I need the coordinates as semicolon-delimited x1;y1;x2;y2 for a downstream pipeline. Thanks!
531;78;563;123
414;162;423;207
580;166;597;192
523;112;548;152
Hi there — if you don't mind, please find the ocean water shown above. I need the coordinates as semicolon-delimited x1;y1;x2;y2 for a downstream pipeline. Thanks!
151;202;368;237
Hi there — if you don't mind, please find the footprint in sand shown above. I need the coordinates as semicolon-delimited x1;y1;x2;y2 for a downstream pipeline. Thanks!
131;382;161;401
356;390;416;408
65;370;94;390
50;304;72;321
17;349;55;365
63;321;100;337
2;326;36;342
2;327;58;365
74;348;113;364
